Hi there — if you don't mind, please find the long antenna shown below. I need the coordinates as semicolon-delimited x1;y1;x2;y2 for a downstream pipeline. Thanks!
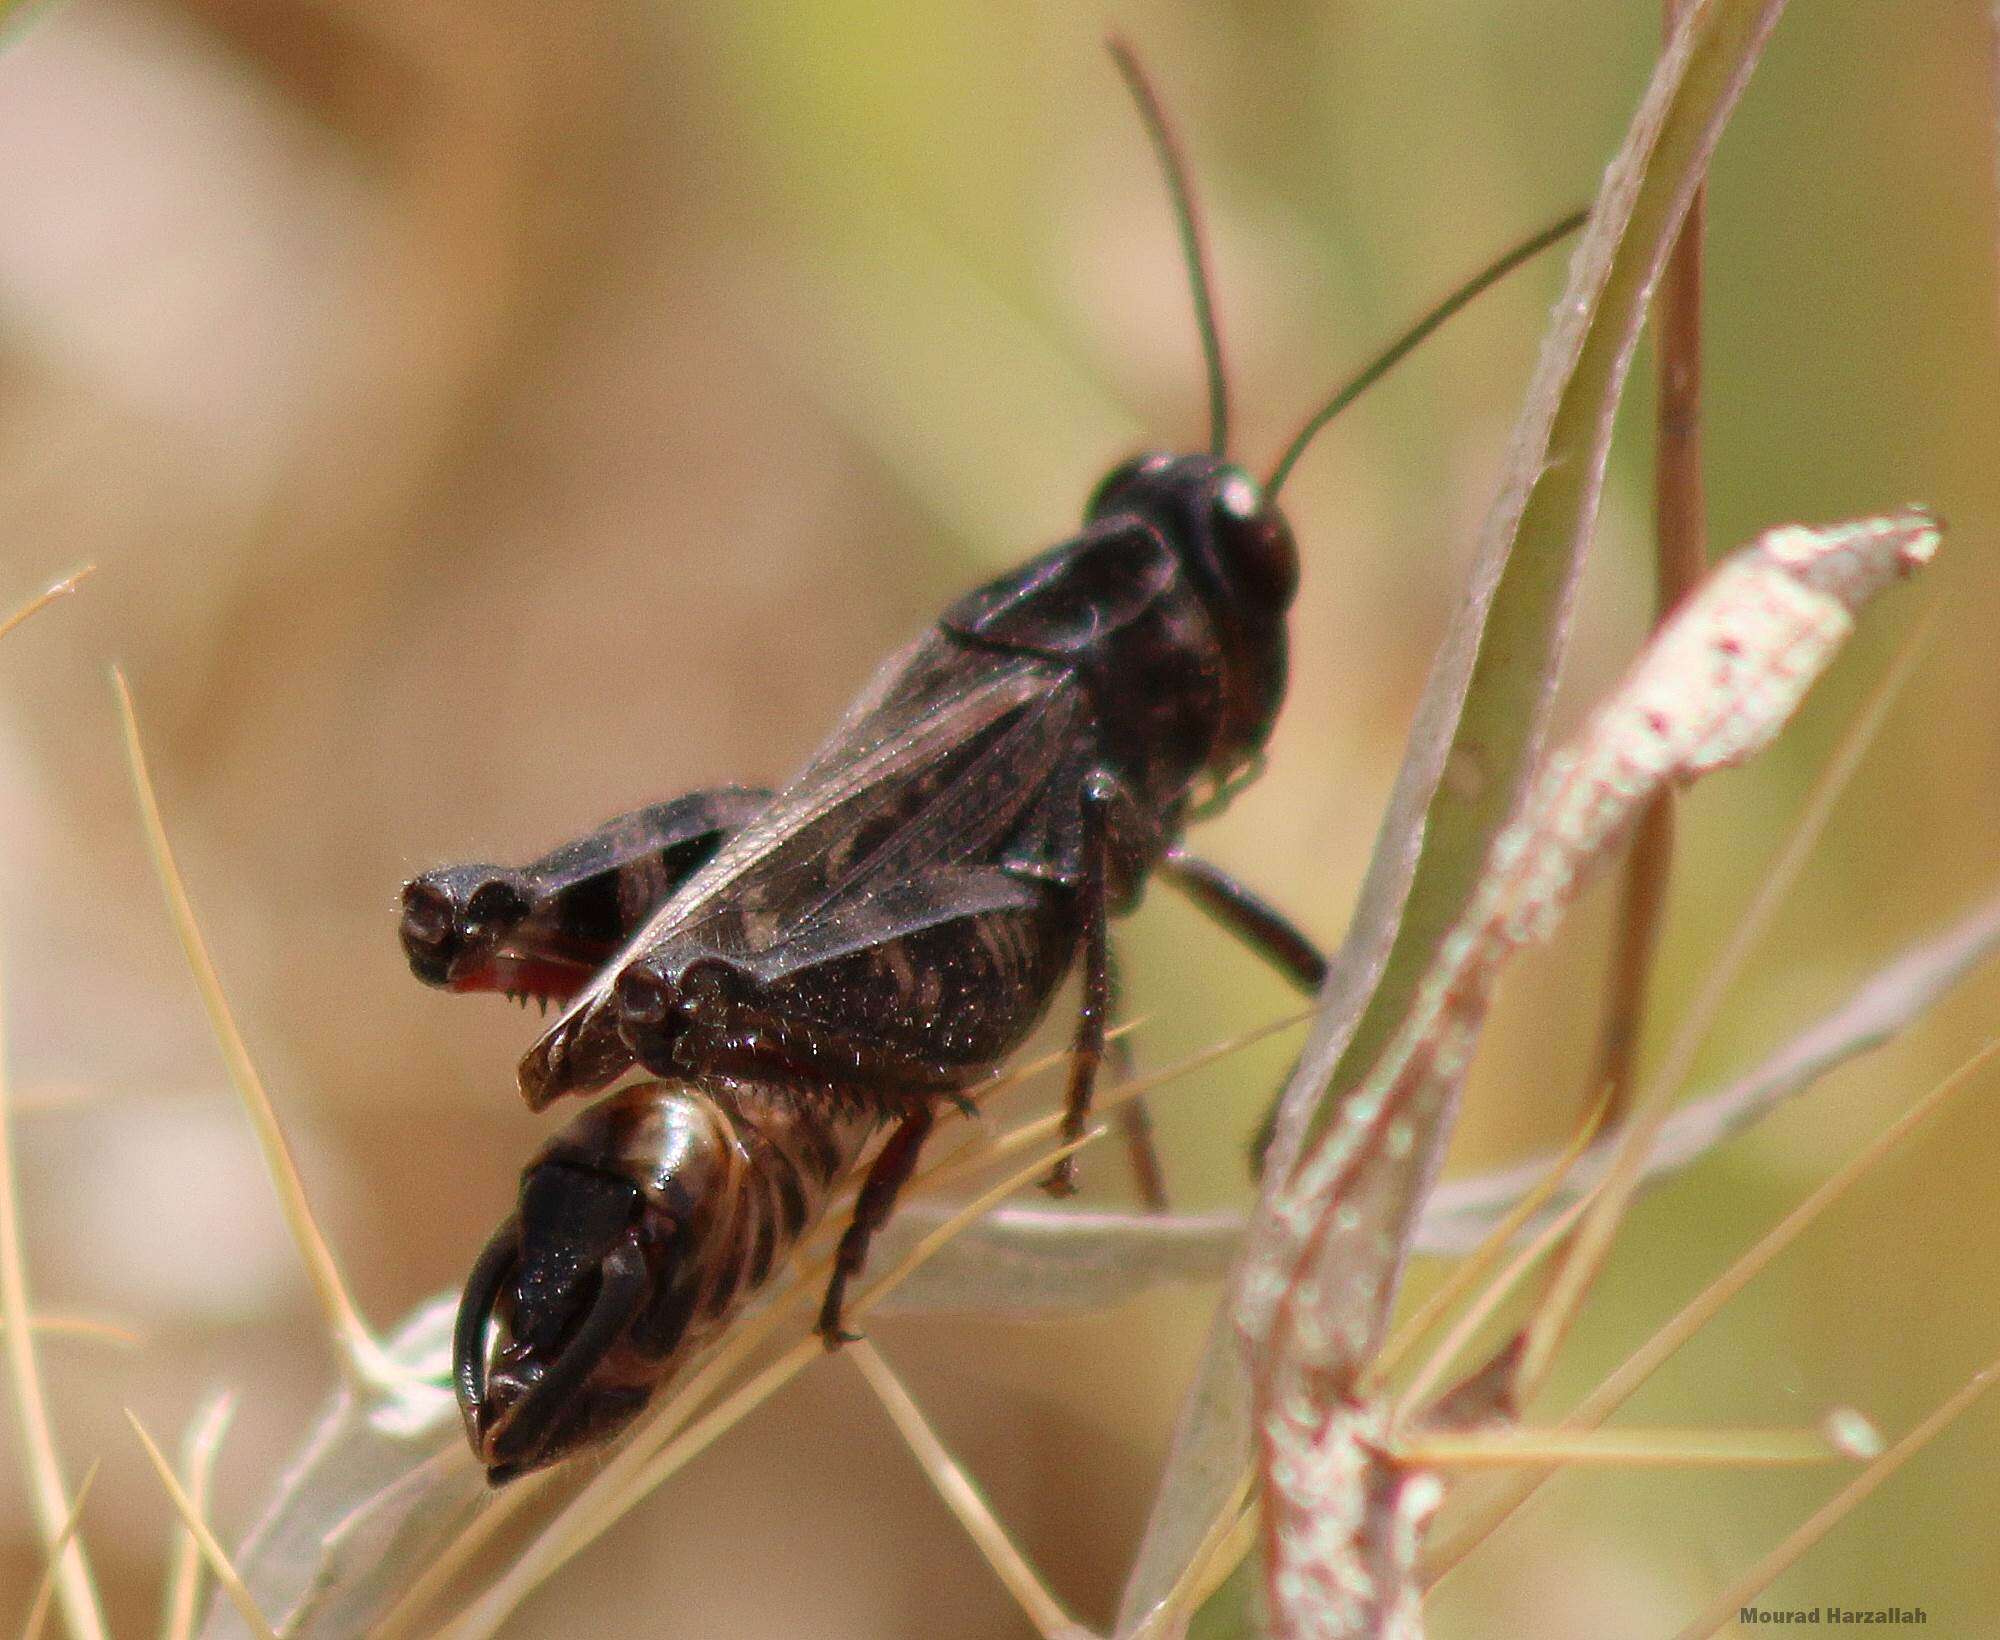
1264;207;1588;497
1108;36;1231;459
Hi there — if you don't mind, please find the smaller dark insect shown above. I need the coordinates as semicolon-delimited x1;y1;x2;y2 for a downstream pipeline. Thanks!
454;1074;874;1481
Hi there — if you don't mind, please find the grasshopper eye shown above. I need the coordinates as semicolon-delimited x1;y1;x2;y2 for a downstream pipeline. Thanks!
1210;472;1297;612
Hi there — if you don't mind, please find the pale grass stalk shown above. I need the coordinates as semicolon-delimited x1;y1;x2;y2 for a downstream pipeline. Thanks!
1519;615;1930;1398
1670;1355;2000;1640
848;1338;1079;1640
0;938;107;1640
1395;1421;1871;1470
112;669;399;1388
1576;0;1710;1129
15;1460;98;1640
160;1392;236;1640
1390;1187;1602;1430
920;1006;1312;1197
1126;1474;1253;1640
440;1126;1106;1638
1373;1090;1610;1384
1426;1036;2000;1587
1;576;108;1640
2;1314;140;1349
1192;1507;1259;1612
127;1410;277;1640
0;567;92;645
370;1467;561;1640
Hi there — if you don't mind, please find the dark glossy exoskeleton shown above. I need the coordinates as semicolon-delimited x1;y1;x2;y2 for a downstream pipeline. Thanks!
401;787;769;1003
414;41;1581;1480
455;1074;874;1480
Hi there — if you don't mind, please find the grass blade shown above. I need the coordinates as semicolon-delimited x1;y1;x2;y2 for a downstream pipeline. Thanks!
112;668;397;1388
848;1338;1080;1640
1420;887;2000;1252
130;1410;278;1640
161;1393;236;1640
0;937;107;1640
0;567;92;645
15;1460;98;1640
1397;1420;1873;1471
1670;1358;2000;1639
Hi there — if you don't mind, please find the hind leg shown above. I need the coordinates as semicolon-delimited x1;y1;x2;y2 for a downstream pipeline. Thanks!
817;1101;939;1347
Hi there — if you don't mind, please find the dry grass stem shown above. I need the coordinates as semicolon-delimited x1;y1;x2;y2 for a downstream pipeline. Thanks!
1669;1356;2000;1640
0;567;93;645
127;1410;277;1640
16;1459;99;1640
1;574;108;1640
1397;1421;1870;1470
1390;1187;1602;1430
1188;1506;1259;1617
1375;1090;1611;1383
1124;1471;1253;1640
112;668;399;1388
1425;1035;2000;1589
369;1470;560;1640
848;1338;1078;1640
161;1393;236;1640
0;939;108;1640
918;1007;1311;1199
2;1314;141;1349
1519;607;1933;1399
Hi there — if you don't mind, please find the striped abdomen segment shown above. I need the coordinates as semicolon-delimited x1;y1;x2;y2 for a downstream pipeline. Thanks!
537;1079;879;1375
680;1084;881;1338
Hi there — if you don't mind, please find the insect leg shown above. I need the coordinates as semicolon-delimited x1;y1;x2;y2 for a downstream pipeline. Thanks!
403;785;771;1002
1042;772;1118;1198
817;1100;938;1348
1158;847;1328;992
1158;849;1329;1180
1105;948;1170;1211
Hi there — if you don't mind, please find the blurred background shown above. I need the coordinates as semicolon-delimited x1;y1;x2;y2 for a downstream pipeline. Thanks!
0;0;1996;1634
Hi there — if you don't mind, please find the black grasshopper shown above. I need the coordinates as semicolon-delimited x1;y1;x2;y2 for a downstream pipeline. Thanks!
408;42;1581;1480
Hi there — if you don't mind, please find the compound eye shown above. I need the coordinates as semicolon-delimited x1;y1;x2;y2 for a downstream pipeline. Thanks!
1084;452;1172;523
1210;473;1298;612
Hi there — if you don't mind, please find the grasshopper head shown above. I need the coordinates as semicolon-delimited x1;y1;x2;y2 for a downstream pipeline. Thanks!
1086;451;1297;769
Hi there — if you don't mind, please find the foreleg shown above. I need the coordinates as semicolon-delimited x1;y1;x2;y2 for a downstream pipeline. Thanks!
1042;773;1117;1197
1159;848;1327;992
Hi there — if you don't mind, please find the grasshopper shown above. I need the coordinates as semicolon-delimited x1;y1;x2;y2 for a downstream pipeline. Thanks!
410;43;1579;1478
